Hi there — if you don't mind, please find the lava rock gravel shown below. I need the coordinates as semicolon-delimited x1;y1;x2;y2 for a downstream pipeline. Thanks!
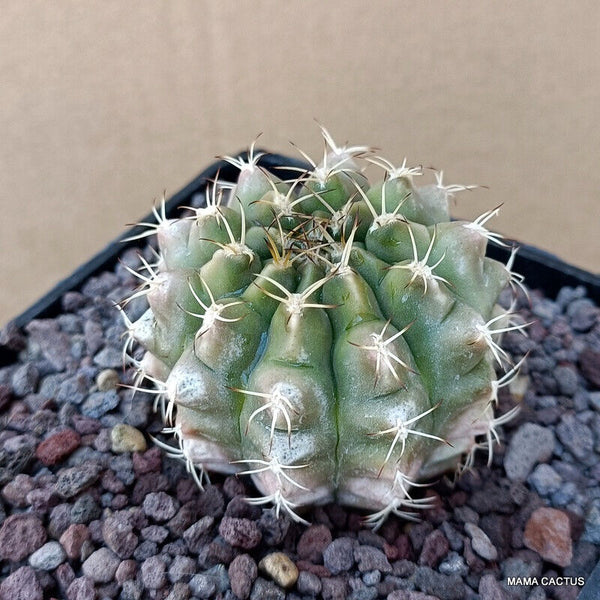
0;240;599;599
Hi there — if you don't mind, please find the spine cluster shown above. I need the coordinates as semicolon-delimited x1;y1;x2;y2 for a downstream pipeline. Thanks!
119;127;528;528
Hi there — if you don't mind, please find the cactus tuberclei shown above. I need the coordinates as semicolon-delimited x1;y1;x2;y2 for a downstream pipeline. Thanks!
120;127;528;528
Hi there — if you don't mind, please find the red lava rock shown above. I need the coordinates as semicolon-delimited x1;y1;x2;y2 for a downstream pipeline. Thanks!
394;533;414;560
60;524;91;560
296;560;332;578
579;346;600;389
2;473;35;507
0;384;12;410
0;513;47;561
297;524;333;563
35;429;81;466
132;446;162;475
524;507;573;567
0;566;43;600
228;554;258;599
115;559;137;584
66;576;95;600
463;538;486;573
383;541;399;561
419;529;450;567
218;517;262;550
55;563;76;596
71;414;101;435
321;576;348;600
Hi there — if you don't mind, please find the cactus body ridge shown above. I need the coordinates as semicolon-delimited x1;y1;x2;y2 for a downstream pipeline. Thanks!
120;128;528;528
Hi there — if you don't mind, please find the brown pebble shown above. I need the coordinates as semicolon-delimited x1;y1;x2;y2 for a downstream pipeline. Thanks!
96;369;120;391
524;507;573;567
259;552;299;589
111;424;147;453
35;429;81;466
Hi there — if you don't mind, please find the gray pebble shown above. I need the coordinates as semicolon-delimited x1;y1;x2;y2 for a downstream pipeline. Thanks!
82;547;120;583
120;579;144;600
551;481;578;506
183;515;214;553
354;545;392;573
439;551;469;577
556;285;586;310
348;585;378;600
249;577;285;600
28;540;66;570
93;346;123;369
168;555;197;583
464;523;498;561
103;513;139;559
38;373;67;399
143;491;180;522
413;566;465;600
554;365;579;396
296;570;321;596
206;564;230;593
528;463;562;496
323;537;356;574
567;297;598;331
479;574;511;600
12;363;39;396
83;320;104;356
556;413;595;463
362;570;381;585
56;374;89;405
141;555;167;589
25;319;71;372
165;582;191;600
81;271;120;297
589;392;600;412
70;493;101;524
81;390;120;418
110;453;135;485
189;573;217;599
55;463;102;498
141;524;169;543
501;552;542;582
61;291;86;312
583;499;600;544
134;540;158;561
504;423;555;481
532;298;559;323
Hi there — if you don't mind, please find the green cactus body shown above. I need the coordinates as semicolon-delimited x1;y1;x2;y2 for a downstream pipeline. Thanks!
121;129;527;527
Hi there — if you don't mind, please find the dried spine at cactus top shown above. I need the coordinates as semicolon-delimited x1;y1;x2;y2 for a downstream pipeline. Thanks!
120;128;528;527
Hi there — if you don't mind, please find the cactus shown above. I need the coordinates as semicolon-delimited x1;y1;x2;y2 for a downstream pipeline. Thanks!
119;127;528;528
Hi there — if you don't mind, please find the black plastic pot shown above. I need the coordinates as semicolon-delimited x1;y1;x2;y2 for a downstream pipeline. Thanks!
2;153;600;596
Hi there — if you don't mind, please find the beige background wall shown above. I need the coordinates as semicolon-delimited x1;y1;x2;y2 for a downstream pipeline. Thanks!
1;1;599;325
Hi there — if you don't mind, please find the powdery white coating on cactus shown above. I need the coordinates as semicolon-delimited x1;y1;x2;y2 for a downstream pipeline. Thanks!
119;127;529;528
